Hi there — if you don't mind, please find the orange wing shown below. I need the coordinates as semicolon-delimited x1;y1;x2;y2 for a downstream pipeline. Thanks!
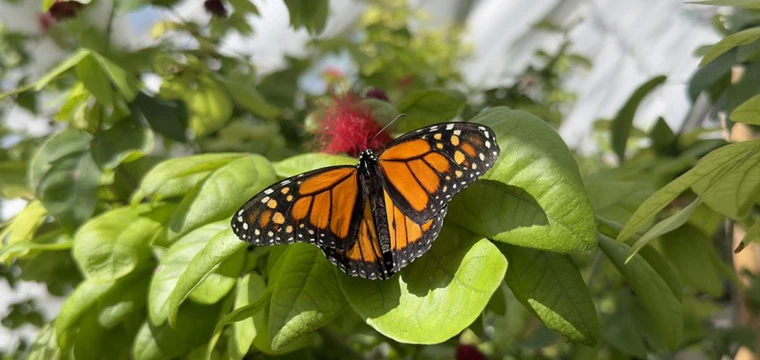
378;122;499;223
231;166;363;251
322;191;447;280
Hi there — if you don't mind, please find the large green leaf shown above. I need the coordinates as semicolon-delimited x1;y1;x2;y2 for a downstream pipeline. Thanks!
38;151;102;230
220;76;280;120
186;76;234;137
77;54;114;106
448;107;597;253
73;203;175;282
33;49;90;92
283;0;329;35
637;246;683;301
91;120;153;170
585;177;655;225
700;27;760;66
148;222;228;325
166;228;247;327
272;153;354;178
28;323;62;360
611;75;667;163
689;0;760;8
98;273;150;328
188;246;245;304
625;197;702;261
71;310;132;360
56;268;149;347
168;154;275;239
691;141;760;219
659;225;723;297
29;129;92;186
133;302;222;360
90;52;139;102
268;244;346;350
135;153;245;203
618;139;760;241
395;88;467;133
130;92;189;142
0;200;47;246
500;245;599;346
229;273;267;360
598;235;682;350
340;224;506;344
730;94;760;125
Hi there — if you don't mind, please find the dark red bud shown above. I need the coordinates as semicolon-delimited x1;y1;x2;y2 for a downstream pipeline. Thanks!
365;88;389;102
456;344;487;360
204;0;228;17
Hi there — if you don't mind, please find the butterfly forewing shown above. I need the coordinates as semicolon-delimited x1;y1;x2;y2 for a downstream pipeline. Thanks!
377;122;499;223
231;166;363;250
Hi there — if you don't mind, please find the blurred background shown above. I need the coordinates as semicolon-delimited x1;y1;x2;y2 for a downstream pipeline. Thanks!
0;0;748;358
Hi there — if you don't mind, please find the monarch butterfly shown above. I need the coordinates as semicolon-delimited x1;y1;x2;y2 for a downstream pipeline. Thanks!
231;122;500;280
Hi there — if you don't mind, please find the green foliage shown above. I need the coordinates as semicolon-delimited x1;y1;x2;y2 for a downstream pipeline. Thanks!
2;0;758;359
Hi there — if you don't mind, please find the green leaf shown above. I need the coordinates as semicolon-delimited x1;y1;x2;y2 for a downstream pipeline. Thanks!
0;237;72;264
649;117;677;155
0;200;47;246
130;92;189;142
659;225;723;297
363;98;399;126
585;178;655;225
741;218;760;245
219;76;280;120
91;120;153;170
166;228;247;327
730;94;760;125
340;224;506;344
77;54;114;106
0;161;32;198
56;268;148;347
690;140;760;219
188;246;245;304
148;222;228;325
28;322;62;360
168;154;276;239
73;203;175;282
268;244;346;350
136;153;245;203
689;0;760;8
98;272;150;328
611;75;667;162
501;245;599;346
448;108;597;253
91;52;139;102
186;76;234;137
283;0;329;35
33;49;91;91
229;274;267;360
598;235;682;350
133;301;223;360
700;27;760;66
625;197;702;262
637;246;683;301
273;153;354;178
71;310;132;360
38;151;102;230
29;129;92;186
395;89;467;133
618;139;760;241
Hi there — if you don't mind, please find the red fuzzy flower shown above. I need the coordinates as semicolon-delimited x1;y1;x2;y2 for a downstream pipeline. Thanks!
316;93;392;157
48;0;83;21
456;344;487;360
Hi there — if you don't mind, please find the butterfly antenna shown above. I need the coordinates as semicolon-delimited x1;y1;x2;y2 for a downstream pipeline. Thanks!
371;113;406;141
324;127;362;149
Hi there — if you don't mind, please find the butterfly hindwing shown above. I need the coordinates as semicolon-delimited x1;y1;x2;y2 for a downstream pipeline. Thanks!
377;122;499;223
231;166;363;250
322;190;447;280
